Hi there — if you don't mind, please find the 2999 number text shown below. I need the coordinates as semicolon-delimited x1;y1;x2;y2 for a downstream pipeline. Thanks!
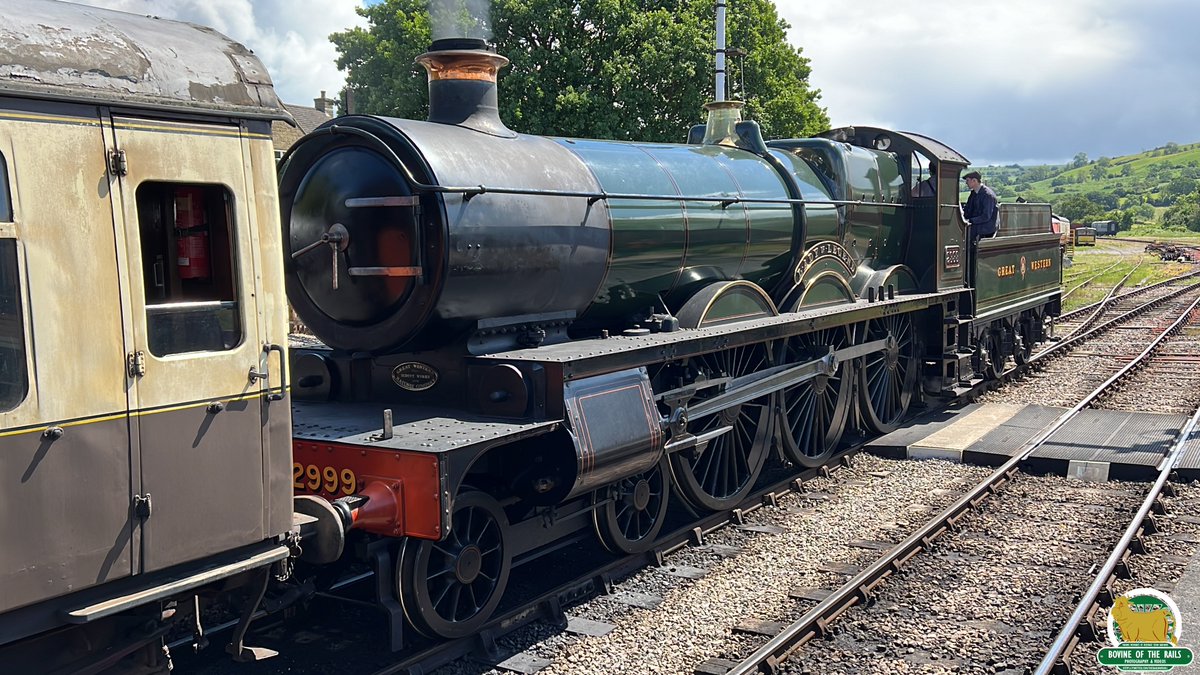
293;463;358;496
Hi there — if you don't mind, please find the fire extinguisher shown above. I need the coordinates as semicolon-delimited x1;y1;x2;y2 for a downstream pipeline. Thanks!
174;187;211;280
177;232;210;280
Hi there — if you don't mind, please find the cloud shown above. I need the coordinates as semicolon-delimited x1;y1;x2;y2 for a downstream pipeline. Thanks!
73;0;367;107
777;0;1200;164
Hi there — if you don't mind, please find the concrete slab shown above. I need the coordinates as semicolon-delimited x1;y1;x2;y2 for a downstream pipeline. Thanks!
865;403;978;459
868;403;1061;464
1176;436;1200;481
961;405;1067;466
914;403;1025;453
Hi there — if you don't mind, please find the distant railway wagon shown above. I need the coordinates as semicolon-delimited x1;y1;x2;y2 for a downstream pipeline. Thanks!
1092;220;1118;236
1052;213;1074;260
1075;226;1098;246
1;0;1065;669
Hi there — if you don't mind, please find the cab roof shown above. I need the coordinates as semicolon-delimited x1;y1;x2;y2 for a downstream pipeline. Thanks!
820;126;970;166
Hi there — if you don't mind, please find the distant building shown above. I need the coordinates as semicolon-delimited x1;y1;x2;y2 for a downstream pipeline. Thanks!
271;90;339;159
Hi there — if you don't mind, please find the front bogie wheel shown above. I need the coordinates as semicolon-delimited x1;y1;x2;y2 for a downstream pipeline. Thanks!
593;456;671;554
397;490;511;639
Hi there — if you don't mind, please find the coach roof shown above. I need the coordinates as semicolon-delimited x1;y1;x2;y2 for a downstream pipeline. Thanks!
0;0;290;121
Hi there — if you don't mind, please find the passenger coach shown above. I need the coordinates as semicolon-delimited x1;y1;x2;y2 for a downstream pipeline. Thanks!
0;2;294;671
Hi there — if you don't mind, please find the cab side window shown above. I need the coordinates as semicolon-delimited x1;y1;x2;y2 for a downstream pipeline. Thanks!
135;183;242;356
0;152;28;410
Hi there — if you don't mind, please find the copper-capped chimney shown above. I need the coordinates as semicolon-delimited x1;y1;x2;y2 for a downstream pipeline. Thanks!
416;38;515;138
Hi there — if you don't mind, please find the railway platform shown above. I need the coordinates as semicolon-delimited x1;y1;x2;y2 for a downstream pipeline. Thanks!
868;402;1194;481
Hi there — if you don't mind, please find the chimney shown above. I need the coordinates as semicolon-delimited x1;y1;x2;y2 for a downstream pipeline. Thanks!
696;0;765;153
415;38;515;138
313;90;337;116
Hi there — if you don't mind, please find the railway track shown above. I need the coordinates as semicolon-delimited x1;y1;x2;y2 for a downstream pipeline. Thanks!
995;282;1200;407
1060;259;1127;303
1052;269;1200;338
696;288;1200;675
177;283;1200;675
1039;407;1200;675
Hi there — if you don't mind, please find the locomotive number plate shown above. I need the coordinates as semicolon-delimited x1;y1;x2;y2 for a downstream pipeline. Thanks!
944;245;962;270
293;462;358;496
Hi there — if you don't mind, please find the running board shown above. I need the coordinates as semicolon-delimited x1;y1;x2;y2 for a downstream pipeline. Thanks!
62;546;290;624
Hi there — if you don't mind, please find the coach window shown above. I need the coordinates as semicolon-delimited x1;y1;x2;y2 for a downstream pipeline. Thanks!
0;152;27;410
0;151;10;222
135;183;242;356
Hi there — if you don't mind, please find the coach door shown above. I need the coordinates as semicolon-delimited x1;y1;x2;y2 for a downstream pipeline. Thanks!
110;117;268;572
0;108;140;612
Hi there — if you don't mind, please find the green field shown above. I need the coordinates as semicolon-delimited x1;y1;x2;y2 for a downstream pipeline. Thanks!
1117;226;1200;240
1060;243;1194;313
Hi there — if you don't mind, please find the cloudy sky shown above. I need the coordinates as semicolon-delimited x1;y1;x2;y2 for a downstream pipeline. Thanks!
778;0;1200;165
75;0;1198;167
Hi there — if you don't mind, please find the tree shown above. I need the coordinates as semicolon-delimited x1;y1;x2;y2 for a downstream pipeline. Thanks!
331;0;829;142
1163;194;1200;231
1084;190;1117;211
1071;152;1089;168
1025;166;1049;182
1055;193;1103;222
1165;176;1199;200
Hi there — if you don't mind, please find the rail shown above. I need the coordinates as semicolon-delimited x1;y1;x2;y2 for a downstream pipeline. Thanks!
1060;259;1127;304
720;290;1200;675
1036;280;1200;363
1035;338;1200;674
1056;269;1200;325
368;454;863;675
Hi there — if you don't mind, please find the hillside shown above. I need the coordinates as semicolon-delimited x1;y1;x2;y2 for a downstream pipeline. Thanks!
967;142;1200;233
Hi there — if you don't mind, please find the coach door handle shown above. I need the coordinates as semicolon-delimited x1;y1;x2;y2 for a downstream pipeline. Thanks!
248;344;288;401
265;343;287;402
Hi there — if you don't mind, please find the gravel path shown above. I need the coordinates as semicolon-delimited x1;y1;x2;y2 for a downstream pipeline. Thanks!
1065;482;1200;674
430;455;991;675
778;474;1144;675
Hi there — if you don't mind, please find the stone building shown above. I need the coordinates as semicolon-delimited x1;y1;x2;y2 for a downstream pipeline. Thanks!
271;91;339;159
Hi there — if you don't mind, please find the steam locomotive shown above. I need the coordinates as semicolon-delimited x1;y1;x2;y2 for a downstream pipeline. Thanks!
278;38;1062;643
0;0;1061;670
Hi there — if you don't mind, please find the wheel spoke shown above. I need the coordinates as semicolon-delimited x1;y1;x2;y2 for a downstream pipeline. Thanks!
859;317;914;433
